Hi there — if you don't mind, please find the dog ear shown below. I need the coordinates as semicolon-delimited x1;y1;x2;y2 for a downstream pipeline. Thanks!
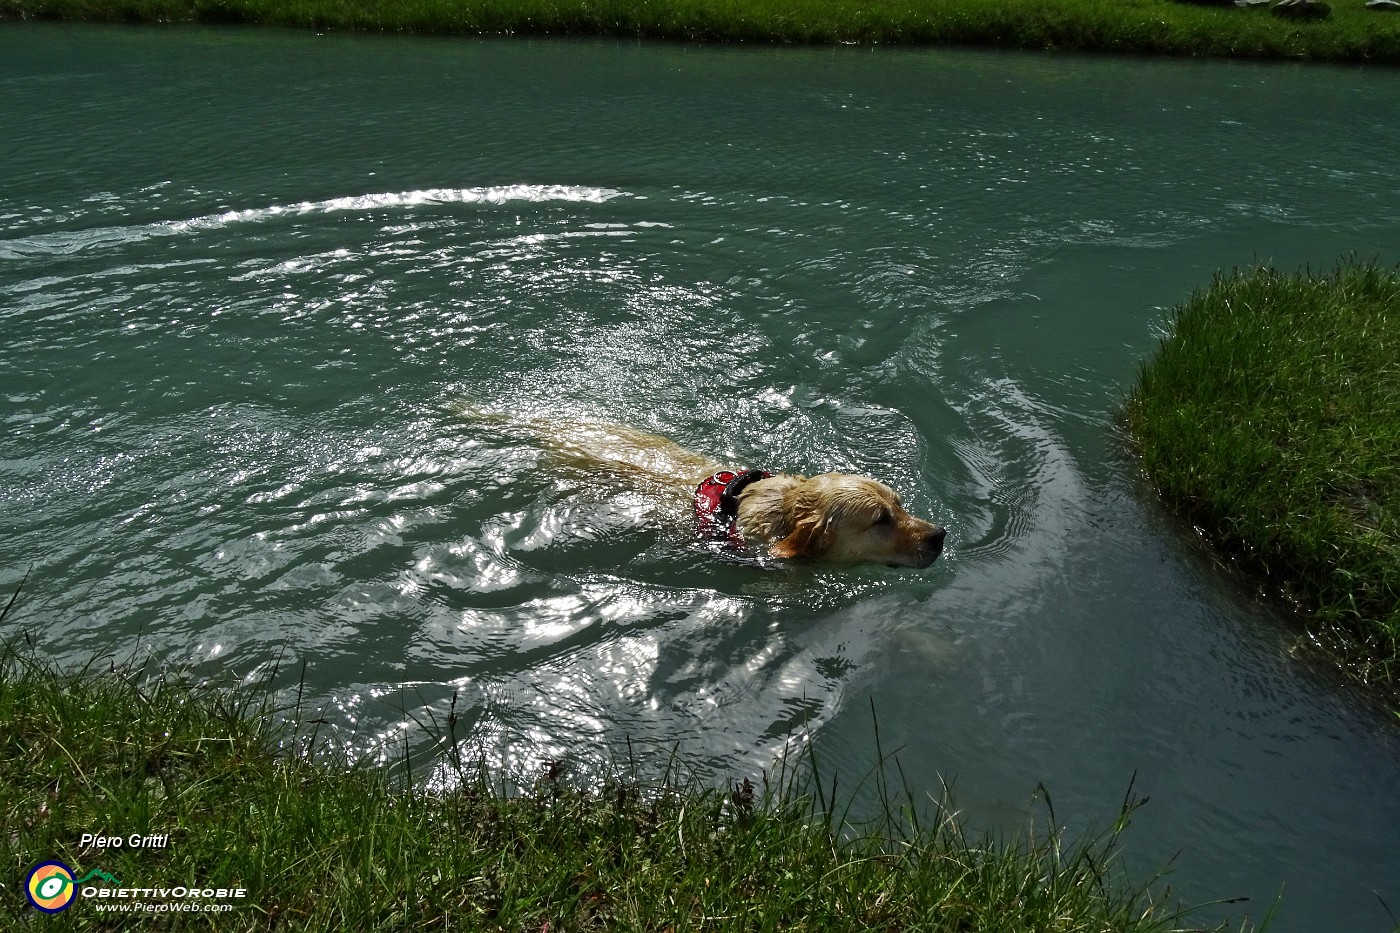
770;515;833;559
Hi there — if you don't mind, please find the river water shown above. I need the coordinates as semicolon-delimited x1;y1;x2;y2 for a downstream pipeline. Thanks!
3;23;1399;930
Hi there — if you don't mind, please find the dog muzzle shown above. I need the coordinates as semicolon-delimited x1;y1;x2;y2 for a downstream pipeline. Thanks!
693;468;771;546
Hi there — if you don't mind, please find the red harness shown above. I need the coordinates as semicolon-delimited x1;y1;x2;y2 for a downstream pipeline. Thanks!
694;468;772;546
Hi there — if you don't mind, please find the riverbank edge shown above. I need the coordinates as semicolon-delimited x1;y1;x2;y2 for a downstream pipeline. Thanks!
1123;259;1400;705
2;0;1400;64
1;594;1251;930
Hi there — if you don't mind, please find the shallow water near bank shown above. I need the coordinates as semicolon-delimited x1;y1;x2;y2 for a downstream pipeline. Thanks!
3;23;1400;930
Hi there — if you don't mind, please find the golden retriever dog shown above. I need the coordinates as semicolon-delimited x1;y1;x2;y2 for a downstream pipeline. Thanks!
465;409;946;569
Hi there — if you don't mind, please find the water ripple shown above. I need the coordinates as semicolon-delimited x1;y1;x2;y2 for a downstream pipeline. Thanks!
0;185;627;262
5;32;1400;932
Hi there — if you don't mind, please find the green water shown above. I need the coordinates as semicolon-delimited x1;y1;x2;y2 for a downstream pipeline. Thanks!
4;23;1400;930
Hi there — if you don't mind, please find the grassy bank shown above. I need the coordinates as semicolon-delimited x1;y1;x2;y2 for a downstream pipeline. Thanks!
1;607;1251;929
3;0;1400;63
1125;259;1400;693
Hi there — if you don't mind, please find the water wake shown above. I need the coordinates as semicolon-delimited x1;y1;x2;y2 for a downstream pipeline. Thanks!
0;185;626;261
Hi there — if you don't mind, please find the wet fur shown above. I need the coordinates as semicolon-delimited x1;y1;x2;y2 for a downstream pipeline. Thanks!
460;406;945;567
733;471;944;567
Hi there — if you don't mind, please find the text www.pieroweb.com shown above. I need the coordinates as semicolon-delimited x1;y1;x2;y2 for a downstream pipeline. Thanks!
83;885;247;914
90;900;236;914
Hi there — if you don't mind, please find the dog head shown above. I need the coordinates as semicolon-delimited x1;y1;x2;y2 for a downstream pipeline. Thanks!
739;473;945;568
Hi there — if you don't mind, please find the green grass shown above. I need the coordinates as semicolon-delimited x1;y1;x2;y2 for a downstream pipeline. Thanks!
1125;259;1400;691
0;587;1257;931
3;0;1400;63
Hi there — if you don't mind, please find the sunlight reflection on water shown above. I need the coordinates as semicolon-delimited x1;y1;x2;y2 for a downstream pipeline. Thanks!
4;27;1400;931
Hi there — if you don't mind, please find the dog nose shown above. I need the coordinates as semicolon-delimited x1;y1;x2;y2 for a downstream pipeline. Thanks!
912;525;946;568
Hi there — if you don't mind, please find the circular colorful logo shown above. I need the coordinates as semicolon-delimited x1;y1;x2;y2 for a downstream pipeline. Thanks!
26;861;77;913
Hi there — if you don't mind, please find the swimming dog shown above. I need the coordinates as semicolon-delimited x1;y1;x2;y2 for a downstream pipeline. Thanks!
489;415;945;568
